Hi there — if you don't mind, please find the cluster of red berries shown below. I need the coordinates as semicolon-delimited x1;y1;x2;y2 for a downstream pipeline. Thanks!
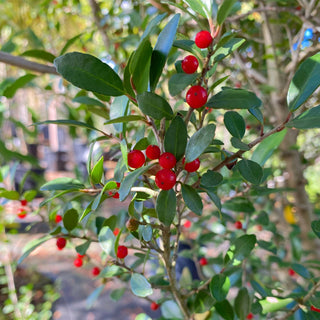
108;182;121;199
127;145;201;191
74;253;85;268
182;30;213;110
17;199;28;219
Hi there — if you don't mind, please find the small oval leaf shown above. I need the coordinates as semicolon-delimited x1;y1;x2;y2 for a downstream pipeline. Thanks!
224;111;245;139
130;273;153;297
181;184;203;216
237;159;263;185
210;274;231;302
156;189;177;226
63;208;79;231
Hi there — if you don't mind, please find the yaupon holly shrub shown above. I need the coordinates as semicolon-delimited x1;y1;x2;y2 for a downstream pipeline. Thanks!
10;1;320;319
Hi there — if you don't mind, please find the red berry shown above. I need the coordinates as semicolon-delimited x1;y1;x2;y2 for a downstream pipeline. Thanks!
288;268;296;277
311;305;320;313
235;82;241;88
55;214;62;223
246;313;254;319
184;220;192;228
257;225;263;231
181;55;199;74
56;237;67;250
183;157;200;172
235;221;243;229
20;199;28;206
116;182;121;188
155;169;176;190
159;152;176;169
117;245;128;259
150;302;159;311
17;208;27;219
113;227;120;236
77;253;85;258
195;30;213;48
146;145;161;160
109;191;120;198
128;150;145;168
186;85;208;109
199;257;208;266
73;257;83;268
92;267;100;276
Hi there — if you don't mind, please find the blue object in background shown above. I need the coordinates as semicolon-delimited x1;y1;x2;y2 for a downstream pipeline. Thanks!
304;28;313;40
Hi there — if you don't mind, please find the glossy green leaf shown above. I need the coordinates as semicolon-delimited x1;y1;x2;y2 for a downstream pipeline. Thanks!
181;184;203;216
63;208;79;231
134;137;149;150
311;220;320;238
233;234;256;260
22;190;37;202
168;73;199;96
60;33;84;55
141;225;153;242
3;74;37;98
183;0;210;18
140;13;167;43
260;297;294;314
91;156;104;184
237;159;263;185
130;273;153;297
156;189;177;226
234;288;250;320
249;107;264;124
173;39;196;54
291;263;311;279
109;95;129;132
287;52;320;111
0;190;20;200
207;88;262;109
217;0;237;25
230;137;250;150
21;49;56;63
224;111;245;139
215;300;235;320
164;116;188;161
250;280;268;298
130;39;153;94
251;129;286;166
210;274;230;301
75;240;91;256
137;92;173;120
185;124;216;162
161;300;183;319
18;235;52;264
54;52;124;96
201;170;223;188
118;164;153;201
223;197;254;213
72;96;106;108
206;190;222;211
105;115;145;125
98;226;115;256
213;38;245;62
40;177;85;191
150;14;180;91
286;105;320;129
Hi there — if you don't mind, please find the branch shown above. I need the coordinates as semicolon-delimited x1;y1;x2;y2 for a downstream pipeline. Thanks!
0;51;58;75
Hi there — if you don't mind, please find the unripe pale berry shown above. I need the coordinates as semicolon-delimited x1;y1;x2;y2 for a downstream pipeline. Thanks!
146;145;161;160
73;257;83;268
199;257;208;266
195;30;213;48
126;218;139;232
56;237;67;250
150;302;160;311
159;152;176;169
183;157;200;172
155;169;176;190
235;221;243;229
128;150;145;168
117;245;128;259
186;85;208;109
92;267;100;276
181;55;199;74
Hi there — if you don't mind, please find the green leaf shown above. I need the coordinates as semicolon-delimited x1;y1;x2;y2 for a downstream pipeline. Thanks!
223;197;254;213
110;288;126;302
168;73;199;96
150;14;180;91
201;170;223;188
72;96;106;108
183;0;210;18
60;33;84;55
75;241;91;256
105;115;145;125
234;288;250;320
181;184;203;216
22;190;37;202
206;190;222;211
118;164;153;201
237;159;263;185
249;107;264;124
140;13;167;43
18;235;52;264
213;38;245;62
287;52;320;111
134;138;149;151
251;129;287;166
91;156;104;184
21;49;56;63
233;234;256;260
217;0;237;25
207;88;262;109
231;137;250;150
224;111;245;139
54;52;124;96
291;263;311;279
185;124;216;162
156;189;177;226
141;225;153;242
86;285;104;309
98;226;115;256
130;273;153;297
63;208;79;231
40;177;85;191
260;297;294;314
3;74;37;98
250;280;268;298
210;274;230;301
161;300;183;319
286;105;320;129
164;115;188;161
0;190;20;200
137;92;173;120
109;96;129;132
130;39;153;94
311;220;320;238
214;300;235;320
